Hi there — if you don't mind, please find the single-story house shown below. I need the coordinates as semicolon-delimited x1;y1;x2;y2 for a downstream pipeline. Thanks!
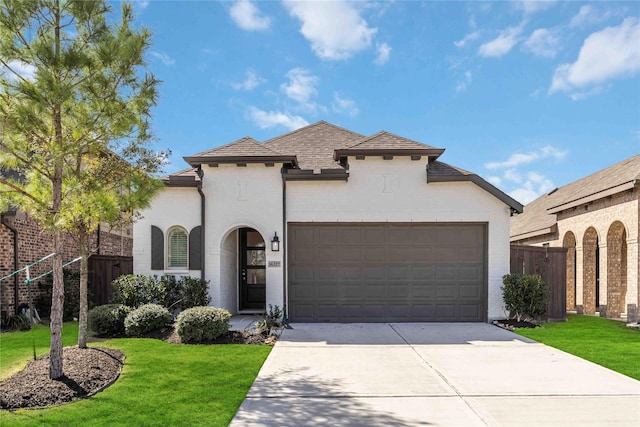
511;154;639;322
133;121;523;322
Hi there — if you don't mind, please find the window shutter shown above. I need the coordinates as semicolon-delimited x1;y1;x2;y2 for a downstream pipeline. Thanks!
151;226;164;270
189;226;202;270
168;228;188;269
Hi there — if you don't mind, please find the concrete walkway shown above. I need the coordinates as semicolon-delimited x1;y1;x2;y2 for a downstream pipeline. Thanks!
231;323;640;427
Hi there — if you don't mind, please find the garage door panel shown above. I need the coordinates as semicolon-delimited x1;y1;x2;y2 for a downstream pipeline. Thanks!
317;266;339;281
364;266;386;279
338;246;362;263
459;284;482;299
288;223;486;322
365;284;387;298
363;247;385;262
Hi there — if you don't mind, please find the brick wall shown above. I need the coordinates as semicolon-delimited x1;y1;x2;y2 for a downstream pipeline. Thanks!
511;188;639;321
0;213;132;315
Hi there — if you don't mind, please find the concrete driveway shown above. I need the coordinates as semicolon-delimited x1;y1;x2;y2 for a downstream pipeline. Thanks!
231;323;640;427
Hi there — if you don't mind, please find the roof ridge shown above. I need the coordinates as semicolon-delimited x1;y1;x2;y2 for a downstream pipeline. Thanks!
344;130;442;150
263;120;365;146
188;136;261;157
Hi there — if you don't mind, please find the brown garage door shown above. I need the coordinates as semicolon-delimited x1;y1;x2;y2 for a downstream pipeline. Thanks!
288;223;487;322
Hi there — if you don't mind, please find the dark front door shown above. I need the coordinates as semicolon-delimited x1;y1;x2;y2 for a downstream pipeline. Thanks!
240;228;266;310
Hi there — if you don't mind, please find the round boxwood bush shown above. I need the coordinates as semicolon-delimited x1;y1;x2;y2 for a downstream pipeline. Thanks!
124;304;173;337
111;274;166;309
175;306;231;343
88;304;130;337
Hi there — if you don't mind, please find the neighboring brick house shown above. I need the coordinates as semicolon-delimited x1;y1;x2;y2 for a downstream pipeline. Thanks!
134;121;523;323
510;155;639;322
0;209;132;316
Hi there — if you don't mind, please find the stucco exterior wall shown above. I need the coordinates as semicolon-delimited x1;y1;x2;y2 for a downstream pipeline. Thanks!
132;186;202;276
134;157;513;320
287;158;512;320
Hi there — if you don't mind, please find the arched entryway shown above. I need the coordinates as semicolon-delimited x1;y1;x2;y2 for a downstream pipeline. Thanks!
607;221;627;318
563;231;577;311
582;227;599;314
220;226;267;313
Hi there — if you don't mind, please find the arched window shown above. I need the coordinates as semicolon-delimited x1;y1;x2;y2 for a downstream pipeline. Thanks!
167;227;188;269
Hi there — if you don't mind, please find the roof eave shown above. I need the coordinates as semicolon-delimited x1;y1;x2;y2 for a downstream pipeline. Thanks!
283;168;349;182
184;155;298;167
333;148;445;161
428;173;524;213
510;224;558;242
547;180;638;214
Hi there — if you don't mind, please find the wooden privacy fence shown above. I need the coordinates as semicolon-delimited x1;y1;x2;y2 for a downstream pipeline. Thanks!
510;245;567;322
88;255;132;306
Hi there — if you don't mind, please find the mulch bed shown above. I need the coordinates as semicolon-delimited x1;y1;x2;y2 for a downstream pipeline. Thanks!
493;318;540;331
0;346;124;410
0;327;275;411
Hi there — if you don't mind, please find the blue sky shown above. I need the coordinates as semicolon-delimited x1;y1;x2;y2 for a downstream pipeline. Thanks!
131;0;639;204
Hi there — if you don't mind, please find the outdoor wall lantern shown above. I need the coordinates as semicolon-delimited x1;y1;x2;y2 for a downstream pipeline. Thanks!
271;232;280;252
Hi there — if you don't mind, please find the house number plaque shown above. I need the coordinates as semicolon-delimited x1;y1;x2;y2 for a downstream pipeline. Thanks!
268;261;281;268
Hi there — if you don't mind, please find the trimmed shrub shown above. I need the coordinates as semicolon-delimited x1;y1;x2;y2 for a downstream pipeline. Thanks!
502;274;550;322
175;306;231;343
88;304;130;337
180;276;211;309
161;275;211;311
124;304;172;337
111;274;166;308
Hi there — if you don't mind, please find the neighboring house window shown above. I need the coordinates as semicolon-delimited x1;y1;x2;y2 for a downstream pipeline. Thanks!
167;227;188;269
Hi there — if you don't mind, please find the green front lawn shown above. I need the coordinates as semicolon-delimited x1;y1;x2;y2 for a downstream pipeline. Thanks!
515;314;640;380
1;323;271;426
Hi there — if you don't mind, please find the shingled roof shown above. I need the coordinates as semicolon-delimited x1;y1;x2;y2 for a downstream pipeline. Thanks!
428;161;523;212
334;131;445;161
263;121;364;173
184;137;296;166
163;121;525;211
511;154;640;241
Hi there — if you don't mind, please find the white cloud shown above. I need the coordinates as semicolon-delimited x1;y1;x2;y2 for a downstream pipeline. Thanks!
485;145;567;169
375;43;391;65
246;106;308;131
514;1;557;15
523;28;560;58
510;174;555;204
229;0;271;31
150;51;175;65
504;168;523;183
332;93;359;117
3;60;36;81
455;70;473;93
136;0;150;9
280;68;319;112
569;5;595;28
550;18;640;95
478;23;524;58
454;31;480;48
530;88;542;98
283;0;377;61
232;70;265;91
487;176;502;186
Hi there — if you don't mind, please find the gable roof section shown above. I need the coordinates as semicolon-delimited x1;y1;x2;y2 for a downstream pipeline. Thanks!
162;167;200;187
428;161;523;212
546;154;640;213
184;136;297;167
334;131;445;161
263;121;364;173
510;154;640;241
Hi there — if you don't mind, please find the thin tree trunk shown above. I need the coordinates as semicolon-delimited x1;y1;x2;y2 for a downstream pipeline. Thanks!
49;230;64;379
49;0;64;380
78;238;89;348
